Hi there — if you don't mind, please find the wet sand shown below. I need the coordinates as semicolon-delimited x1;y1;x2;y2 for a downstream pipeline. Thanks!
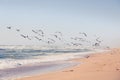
16;48;120;80
0;61;78;80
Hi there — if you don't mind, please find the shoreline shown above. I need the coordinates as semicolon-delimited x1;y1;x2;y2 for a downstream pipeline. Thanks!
0;49;94;70
0;49;103;80
0;60;79;80
16;48;120;80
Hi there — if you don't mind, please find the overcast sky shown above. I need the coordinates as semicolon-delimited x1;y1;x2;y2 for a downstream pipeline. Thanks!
0;0;120;47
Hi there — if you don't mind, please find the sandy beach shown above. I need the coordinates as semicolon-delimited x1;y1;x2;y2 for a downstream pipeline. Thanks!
16;48;120;80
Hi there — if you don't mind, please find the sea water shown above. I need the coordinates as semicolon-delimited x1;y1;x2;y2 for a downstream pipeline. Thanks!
0;45;97;80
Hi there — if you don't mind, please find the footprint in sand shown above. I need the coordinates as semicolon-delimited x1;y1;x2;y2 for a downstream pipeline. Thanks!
63;70;74;72
116;68;120;71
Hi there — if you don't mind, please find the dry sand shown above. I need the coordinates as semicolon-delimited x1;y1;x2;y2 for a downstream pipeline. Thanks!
16;48;120;80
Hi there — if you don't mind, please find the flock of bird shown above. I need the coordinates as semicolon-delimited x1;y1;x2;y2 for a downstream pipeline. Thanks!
6;26;102;48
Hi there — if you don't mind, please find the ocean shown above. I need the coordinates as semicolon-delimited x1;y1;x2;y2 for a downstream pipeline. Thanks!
0;45;96;80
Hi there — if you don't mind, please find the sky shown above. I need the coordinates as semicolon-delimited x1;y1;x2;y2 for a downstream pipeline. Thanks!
0;0;120;47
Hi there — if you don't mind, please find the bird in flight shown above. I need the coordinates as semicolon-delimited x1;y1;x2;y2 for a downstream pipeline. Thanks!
34;36;42;41
16;29;20;32
20;34;32;40
20;34;26;38
79;32;87;37
7;27;11;29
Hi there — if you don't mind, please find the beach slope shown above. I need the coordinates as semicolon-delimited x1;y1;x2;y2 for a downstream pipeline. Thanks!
17;48;120;80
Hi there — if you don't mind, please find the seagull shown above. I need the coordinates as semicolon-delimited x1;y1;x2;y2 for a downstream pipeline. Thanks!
32;29;44;37
53;34;58;38
7;27;11;29
58;37;62;40
47;41;52;44
92;42;100;47
83;33;87;37
72;42;82;46
20;34;26;38
52;34;62;40
71;37;83;41
77;38;84;41
38;29;44;37
16;29;20;32
55;31;62;36
32;30;38;34
38;29;44;35
26;36;32;40
46;38;56;44
79;32;87;37
20;34;31;40
37;33;44;37
96;37;102;43
94;43;100;46
46;40;54;44
48;38;55;43
71;37;85;42
34;36;42;41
